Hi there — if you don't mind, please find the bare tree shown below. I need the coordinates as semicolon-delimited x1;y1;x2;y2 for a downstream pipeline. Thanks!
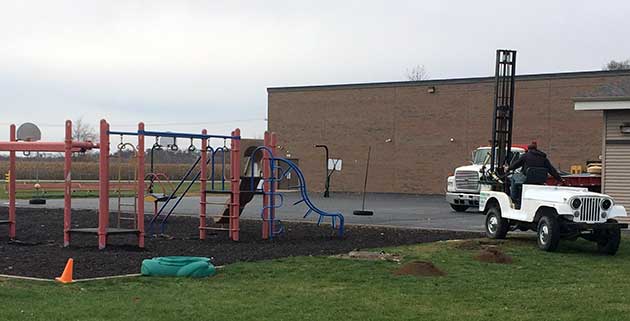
406;65;429;81
73;117;97;142
604;59;630;70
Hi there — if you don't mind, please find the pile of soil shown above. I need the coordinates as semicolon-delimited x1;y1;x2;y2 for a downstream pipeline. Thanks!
335;251;402;262
473;246;513;264
453;239;501;251
393;261;446;277
0;207;482;279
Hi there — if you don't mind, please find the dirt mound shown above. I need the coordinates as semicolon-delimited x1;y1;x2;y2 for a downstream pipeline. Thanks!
393;261;445;277
334;251;402;262
453;239;501;251
473;246;512;264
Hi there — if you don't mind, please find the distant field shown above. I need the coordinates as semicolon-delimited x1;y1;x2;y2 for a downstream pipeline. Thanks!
0;181;232;199
0;160;229;181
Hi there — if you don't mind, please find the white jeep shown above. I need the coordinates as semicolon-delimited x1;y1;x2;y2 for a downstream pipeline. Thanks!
446;146;525;212
480;185;628;254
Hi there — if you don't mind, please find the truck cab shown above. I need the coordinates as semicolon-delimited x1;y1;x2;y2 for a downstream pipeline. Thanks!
446;146;526;212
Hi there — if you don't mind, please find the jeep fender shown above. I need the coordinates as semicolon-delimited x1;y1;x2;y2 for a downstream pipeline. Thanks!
480;191;511;214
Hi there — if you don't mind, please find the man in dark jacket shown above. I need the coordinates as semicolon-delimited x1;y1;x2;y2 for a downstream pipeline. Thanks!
507;142;565;207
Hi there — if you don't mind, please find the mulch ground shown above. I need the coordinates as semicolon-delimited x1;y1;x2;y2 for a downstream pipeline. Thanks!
0;207;482;279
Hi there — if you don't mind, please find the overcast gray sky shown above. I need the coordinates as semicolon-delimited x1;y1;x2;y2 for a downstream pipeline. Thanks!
1;0;629;142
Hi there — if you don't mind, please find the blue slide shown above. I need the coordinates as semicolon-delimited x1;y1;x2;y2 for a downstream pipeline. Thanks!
251;147;345;239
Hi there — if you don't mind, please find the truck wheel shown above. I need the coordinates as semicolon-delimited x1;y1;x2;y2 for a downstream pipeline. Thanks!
485;205;508;239
450;204;469;212
537;216;560;252
596;227;621;255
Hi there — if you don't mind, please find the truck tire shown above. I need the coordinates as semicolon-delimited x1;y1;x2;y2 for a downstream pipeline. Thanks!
537;215;560;252
485;205;508;239
596;226;621;255
450;204;469;212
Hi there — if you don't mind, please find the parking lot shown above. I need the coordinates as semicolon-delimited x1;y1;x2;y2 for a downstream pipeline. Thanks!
12;192;486;232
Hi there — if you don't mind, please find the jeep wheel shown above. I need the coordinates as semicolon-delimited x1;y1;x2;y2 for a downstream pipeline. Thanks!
485;205;508;239
537;216;560;252
596;226;621;255
450;204;469;212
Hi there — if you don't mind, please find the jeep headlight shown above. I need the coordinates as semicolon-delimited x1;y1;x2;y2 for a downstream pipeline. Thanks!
601;199;612;210
570;198;582;209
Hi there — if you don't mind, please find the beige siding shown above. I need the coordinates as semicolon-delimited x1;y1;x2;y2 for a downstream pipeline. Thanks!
606;110;630;140
604;143;630;209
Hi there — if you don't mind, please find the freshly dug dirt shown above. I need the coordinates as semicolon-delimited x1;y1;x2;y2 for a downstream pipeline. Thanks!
453;239;502;251
473;246;513;264
393;261;446;277
0;207;482;279
334;251;402;262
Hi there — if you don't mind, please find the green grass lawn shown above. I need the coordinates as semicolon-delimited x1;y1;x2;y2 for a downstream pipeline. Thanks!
0;181;230;199
2;236;630;321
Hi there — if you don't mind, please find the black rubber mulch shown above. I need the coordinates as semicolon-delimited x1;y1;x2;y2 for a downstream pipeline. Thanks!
0;207;482;279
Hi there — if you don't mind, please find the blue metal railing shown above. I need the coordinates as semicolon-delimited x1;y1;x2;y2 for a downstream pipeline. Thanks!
247;146;344;239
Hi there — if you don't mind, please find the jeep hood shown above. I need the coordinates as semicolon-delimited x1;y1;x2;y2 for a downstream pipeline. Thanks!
522;185;610;203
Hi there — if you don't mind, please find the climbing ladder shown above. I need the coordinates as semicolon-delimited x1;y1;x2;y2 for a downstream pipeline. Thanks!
115;141;138;228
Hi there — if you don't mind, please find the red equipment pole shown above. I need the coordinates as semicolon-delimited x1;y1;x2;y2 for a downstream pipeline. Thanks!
137;122;145;248
8;124;16;239
230;129;241;241
98;119;110;249
0;141;96;152
199;129;208;240
262;131;270;240
63;120;72;246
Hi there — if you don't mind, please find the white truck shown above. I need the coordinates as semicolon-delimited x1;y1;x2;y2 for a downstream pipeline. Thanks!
481;184;628;254
446;146;525;212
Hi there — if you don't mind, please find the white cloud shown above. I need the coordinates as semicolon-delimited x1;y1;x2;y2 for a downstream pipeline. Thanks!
0;0;629;141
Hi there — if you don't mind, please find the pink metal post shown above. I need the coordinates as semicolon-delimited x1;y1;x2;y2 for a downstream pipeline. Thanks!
199;129;208;240
0;141;95;152
137;122;145;248
270;132;278;236
261;131;271;239
8;125;16;239
63;120;72;246
230;129;241;241
98;119;110;249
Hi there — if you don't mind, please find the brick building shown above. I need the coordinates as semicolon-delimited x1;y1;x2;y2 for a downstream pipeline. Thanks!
267;70;630;195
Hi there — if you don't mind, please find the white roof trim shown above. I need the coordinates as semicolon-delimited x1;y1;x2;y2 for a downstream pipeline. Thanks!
575;100;630;111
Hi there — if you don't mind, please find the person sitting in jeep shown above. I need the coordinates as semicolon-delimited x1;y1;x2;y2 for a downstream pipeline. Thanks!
506;142;565;207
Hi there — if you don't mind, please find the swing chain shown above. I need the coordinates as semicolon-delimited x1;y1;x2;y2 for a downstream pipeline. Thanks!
153;136;163;151
117;134;126;150
187;138;196;152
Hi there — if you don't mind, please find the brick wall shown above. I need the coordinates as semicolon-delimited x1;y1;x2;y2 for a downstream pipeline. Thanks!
268;71;630;194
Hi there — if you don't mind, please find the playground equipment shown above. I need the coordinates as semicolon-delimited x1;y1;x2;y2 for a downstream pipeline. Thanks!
141;256;216;278
0;120;99;243
155;130;344;240
114;137;138;228
67;120;146;249
1;119;344;249
107;127;244;241
250;132;345;239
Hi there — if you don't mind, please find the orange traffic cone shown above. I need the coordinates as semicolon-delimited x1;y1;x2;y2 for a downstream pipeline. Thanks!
55;258;74;284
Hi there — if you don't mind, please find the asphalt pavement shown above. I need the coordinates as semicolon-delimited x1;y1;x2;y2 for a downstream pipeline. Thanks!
3;192;486;232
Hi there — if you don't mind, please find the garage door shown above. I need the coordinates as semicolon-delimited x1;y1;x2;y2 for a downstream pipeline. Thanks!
604;142;630;209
